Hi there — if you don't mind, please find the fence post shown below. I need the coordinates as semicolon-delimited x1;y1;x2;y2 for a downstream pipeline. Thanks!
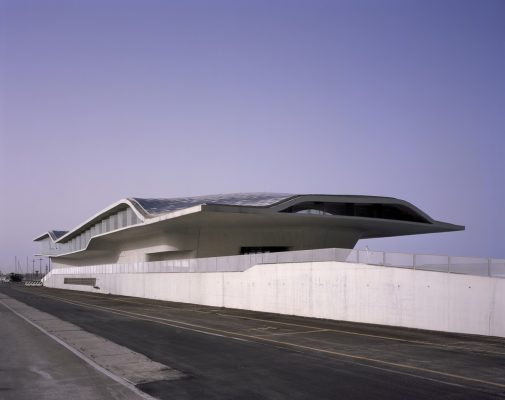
448;256;451;273
488;258;491;277
413;254;416;270
382;251;386;266
357;250;360;264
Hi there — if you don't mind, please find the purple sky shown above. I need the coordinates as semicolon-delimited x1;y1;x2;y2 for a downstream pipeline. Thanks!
1;0;504;272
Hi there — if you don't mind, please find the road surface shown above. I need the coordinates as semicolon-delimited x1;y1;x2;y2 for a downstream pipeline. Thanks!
1;284;504;399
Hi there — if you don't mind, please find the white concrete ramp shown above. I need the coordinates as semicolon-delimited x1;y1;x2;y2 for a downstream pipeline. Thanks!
43;260;505;338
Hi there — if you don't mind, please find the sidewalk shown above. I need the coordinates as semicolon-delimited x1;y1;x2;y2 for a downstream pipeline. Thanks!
0;295;145;400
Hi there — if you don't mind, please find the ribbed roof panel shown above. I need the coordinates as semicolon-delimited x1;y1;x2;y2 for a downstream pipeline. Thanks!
132;193;294;215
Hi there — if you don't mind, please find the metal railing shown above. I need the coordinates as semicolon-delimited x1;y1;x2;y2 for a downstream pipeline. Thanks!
360;249;504;277
47;247;505;279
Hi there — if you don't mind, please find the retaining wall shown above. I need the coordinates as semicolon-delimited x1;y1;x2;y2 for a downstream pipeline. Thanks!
43;261;505;337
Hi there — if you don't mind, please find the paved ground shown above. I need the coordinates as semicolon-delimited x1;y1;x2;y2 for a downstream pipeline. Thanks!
1;284;505;399
0;291;145;400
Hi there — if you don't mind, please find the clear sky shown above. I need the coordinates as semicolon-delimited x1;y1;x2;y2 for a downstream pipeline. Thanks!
1;0;504;272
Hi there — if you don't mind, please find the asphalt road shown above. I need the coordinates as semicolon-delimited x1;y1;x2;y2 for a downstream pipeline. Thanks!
1;284;504;400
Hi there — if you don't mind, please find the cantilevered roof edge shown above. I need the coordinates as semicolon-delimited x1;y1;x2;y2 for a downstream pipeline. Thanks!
35;193;465;245
53;199;146;243
33;230;69;242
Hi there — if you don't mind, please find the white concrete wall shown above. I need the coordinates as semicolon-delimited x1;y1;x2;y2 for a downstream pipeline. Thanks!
51;224;360;267
116;231;198;263
43;261;505;337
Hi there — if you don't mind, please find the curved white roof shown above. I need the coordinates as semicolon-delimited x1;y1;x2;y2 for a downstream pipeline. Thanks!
35;193;464;245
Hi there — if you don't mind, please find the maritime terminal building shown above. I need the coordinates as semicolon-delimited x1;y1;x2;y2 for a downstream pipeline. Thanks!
35;193;505;338
35;193;462;268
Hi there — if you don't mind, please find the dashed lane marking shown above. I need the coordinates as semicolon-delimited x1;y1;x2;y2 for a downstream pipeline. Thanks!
253;328;330;337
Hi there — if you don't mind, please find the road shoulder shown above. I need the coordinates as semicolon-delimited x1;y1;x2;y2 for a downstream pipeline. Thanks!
0;293;183;400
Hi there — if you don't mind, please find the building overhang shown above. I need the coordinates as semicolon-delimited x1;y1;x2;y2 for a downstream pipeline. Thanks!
45;205;463;260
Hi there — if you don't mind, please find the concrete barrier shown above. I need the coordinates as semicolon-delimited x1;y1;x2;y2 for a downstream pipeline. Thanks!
42;261;505;338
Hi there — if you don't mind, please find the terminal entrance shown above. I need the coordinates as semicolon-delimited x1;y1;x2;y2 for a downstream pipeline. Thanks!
240;246;289;255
